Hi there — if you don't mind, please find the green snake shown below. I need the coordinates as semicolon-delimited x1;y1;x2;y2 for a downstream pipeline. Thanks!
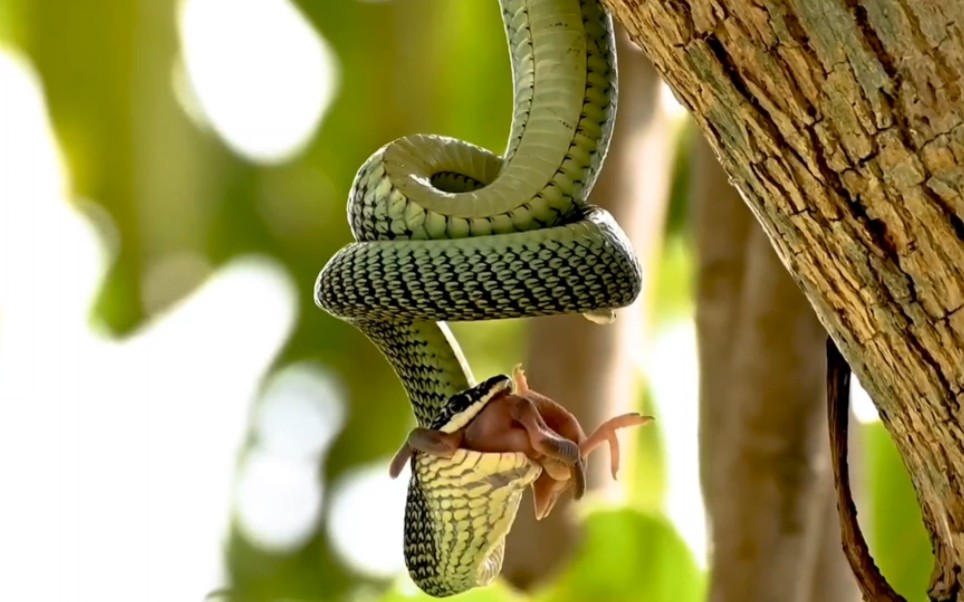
315;0;638;595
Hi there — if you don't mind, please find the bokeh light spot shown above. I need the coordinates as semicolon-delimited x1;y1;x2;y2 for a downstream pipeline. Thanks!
235;451;323;552
177;0;339;163
645;321;707;570
659;81;689;121
0;46;300;601
255;362;346;460
852;376;881;424
327;462;409;578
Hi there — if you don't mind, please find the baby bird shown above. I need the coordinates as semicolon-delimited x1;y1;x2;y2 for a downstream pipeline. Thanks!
389;365;653;520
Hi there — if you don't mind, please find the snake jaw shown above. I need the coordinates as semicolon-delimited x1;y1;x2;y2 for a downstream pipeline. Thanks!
408;449;539;596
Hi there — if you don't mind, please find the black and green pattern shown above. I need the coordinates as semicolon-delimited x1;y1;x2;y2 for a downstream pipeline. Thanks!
315;0;634;595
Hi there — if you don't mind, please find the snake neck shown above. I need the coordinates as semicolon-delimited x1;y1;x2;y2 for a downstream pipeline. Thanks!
347;0;617;242
355;319;474;427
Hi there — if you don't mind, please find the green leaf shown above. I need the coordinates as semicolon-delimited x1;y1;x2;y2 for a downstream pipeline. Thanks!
864;422;932;602
652;235;695;325
628;385;668;511
535;509;704;602
0;0;24;47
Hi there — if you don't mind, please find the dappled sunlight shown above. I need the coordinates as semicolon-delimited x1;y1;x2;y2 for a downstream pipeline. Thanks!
644;321;707;570
236;450;324;551
852;377;881;424
235;362;346;551
659;82;689;122
176;0;339;163
0;48;299;602
0;51;91;319
328;461;410;578
252;362;346;460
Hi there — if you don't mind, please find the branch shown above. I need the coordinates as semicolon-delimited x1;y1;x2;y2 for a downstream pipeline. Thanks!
605;0;964;595
826;336;905;602
695;132;857;602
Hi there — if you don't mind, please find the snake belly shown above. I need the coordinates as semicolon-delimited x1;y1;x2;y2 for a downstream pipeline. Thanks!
315;0;639;596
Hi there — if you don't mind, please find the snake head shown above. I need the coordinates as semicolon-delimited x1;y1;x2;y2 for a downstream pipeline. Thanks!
462;366;652;521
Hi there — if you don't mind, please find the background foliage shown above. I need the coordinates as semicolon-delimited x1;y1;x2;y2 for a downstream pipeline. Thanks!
0;0;931;600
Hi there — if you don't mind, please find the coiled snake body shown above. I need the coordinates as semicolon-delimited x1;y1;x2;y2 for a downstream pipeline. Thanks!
316;0;639;595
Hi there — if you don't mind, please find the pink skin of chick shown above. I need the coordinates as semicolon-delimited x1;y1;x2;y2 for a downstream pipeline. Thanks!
388;366;653;521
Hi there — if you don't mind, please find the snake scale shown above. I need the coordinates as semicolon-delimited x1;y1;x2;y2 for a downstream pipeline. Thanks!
316;0;640;596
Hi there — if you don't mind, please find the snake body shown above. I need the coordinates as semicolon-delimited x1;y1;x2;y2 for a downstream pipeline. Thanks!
316;0;638;595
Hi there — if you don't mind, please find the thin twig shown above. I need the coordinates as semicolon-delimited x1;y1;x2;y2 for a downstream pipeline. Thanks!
826;336;906;602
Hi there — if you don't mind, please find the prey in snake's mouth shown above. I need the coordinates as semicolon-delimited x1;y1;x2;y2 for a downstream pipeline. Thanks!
388;366;652;520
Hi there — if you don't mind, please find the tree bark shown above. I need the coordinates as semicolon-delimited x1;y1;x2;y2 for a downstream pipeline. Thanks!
502;29;674;590
694;132;859;602
606;0;964;599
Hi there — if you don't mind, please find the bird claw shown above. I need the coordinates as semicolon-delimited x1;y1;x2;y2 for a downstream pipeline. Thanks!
539;436;580;465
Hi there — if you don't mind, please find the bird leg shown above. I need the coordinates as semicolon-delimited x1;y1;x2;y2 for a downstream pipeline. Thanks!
580;413;654;479
389;427;462;478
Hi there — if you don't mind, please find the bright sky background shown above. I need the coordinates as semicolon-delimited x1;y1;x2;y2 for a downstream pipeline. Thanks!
0;0;881;599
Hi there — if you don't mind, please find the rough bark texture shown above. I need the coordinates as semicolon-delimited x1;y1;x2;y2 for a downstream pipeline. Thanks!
502;30;674;590
606;0;964;599
694;133;859;602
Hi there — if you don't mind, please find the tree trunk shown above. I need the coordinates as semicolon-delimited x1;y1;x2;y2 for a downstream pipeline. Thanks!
694;131;859;602
605;0;964;599
502;29;674;590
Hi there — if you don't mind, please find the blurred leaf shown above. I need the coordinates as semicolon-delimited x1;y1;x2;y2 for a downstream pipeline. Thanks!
449;317;528;382
652;235;695;325
24;0;147;333
0;0;25;47
435;0;512;152
662;120;695;239
534;509;704;602
629;385;668;511
864;422;932;602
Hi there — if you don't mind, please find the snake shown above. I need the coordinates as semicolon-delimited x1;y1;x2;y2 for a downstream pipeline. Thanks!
315;0;639;596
